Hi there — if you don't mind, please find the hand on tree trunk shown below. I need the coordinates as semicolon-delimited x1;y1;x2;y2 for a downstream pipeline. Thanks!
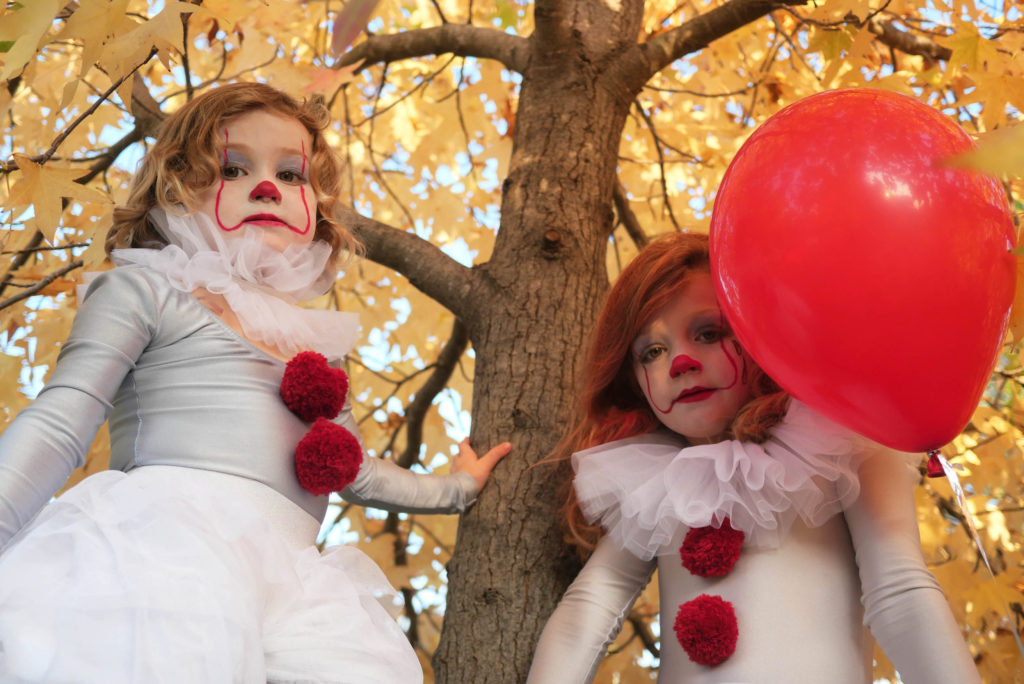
452;438;512;492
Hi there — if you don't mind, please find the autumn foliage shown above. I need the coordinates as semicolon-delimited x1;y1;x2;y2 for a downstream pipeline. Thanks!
1;0;1023;681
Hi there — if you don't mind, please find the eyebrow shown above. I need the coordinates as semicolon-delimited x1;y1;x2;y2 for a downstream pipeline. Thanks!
691;308;722;319
223;139;306;159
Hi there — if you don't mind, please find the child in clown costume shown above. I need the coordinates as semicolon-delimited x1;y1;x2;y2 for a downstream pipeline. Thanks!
527;232;979;683
0;82;509;683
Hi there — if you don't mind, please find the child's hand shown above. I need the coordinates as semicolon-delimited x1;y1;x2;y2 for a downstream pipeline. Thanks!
452;438;512;491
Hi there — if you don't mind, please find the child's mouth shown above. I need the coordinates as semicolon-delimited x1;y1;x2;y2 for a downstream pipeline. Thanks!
675;387;715;404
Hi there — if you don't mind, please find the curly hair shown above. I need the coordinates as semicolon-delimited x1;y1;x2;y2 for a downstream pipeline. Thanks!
558;232;790;556
106;82;358;265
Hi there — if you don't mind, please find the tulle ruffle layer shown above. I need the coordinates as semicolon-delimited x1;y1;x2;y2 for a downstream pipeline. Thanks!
572;401;875;557
0;467;422;684
110;208;359;361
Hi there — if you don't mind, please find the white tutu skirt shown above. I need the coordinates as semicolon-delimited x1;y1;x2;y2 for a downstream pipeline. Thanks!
572;400;901;557
0;466;422;684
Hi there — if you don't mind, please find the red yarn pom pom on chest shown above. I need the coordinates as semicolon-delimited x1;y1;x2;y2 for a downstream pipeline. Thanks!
674;519;745;667
280;352;361;495
280;351;349;422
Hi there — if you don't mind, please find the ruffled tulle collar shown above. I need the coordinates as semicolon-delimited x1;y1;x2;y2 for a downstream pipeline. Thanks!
110;208;359;362
572;401;874;556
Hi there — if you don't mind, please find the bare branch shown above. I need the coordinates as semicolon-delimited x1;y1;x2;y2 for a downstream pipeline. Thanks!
396;319;470;469
430;0;449;24
612;181;648;248
868;18;952;61
1;241;89;255
337;206;480;321
622;0;801;91
0;259;83;312
3;56;156;175
0;78;164;298
634;101;682;232
628;610;661;658
336;24;529;73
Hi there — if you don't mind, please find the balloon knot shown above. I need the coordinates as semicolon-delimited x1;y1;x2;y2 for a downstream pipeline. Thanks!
926;450;945;478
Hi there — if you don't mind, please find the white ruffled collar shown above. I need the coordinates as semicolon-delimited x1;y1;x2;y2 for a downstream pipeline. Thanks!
572;401;874;556
110;208;359;362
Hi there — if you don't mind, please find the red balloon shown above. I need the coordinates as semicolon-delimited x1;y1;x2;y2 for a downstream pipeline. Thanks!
710;88;1015;452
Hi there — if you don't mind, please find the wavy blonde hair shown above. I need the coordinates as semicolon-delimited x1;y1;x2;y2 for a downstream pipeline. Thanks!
557;232;790;556
107;82;358;265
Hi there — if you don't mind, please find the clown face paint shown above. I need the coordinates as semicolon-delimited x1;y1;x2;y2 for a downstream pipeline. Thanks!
631;272;754;443
194;110;315;253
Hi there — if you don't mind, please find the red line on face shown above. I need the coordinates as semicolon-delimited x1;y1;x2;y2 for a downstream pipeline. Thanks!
641;365;675;415
732;340;749;385
214;129;239;231
719;338;743;390
296;140;311;235
297;187;311;235
214;128;243;232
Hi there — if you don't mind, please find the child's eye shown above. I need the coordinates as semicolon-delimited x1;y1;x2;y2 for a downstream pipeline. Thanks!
637;345;666;364
277;169;307;184
221;165;246;180
695;328;725;344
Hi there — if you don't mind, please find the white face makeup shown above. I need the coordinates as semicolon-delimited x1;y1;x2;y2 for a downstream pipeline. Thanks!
194;110;316;253
631;273;755;443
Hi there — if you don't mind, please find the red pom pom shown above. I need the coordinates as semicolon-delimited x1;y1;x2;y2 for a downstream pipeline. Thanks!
680;520;745;577
280;351;349;422
674;594;738;666
294;418;362;495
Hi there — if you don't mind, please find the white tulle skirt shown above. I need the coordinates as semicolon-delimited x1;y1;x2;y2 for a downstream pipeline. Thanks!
0;466;423;684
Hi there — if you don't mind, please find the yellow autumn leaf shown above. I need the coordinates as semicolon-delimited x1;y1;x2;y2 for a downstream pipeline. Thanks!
53;0;134;82
1013;290;1024;347
807;27;853;63
6;156;111;242
946;124;1024;179
962;579;1023;618
938;20;1003;72
303;63;363;96
0;0;59;81
98;2;201;83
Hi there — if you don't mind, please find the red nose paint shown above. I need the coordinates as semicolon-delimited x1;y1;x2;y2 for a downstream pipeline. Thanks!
670;354;702;377
251;180;282;202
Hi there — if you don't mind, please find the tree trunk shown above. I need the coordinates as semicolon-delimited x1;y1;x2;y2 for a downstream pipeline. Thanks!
432;1;644;680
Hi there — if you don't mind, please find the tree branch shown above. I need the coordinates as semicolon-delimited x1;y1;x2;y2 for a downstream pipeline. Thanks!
868;18;952;61
396;319;470;469
0;77;164;299
336;24;529;73
622;0;801;91
628;610;660;658
338;206;481;321
612;180;648;248
0;259;83;312
533;0;572;48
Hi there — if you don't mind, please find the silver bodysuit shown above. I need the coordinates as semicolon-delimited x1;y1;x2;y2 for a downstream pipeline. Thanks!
0;265;476;546
527;439;982;683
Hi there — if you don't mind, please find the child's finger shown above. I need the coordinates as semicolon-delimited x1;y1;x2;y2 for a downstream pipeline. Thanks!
457;438;474;461
480;441;512;467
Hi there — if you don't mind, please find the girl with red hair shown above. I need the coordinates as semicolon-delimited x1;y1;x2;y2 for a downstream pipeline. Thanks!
528;232;977;683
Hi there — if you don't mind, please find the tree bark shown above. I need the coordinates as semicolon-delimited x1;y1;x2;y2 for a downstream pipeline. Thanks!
430;0;646;680
339;0;794;680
